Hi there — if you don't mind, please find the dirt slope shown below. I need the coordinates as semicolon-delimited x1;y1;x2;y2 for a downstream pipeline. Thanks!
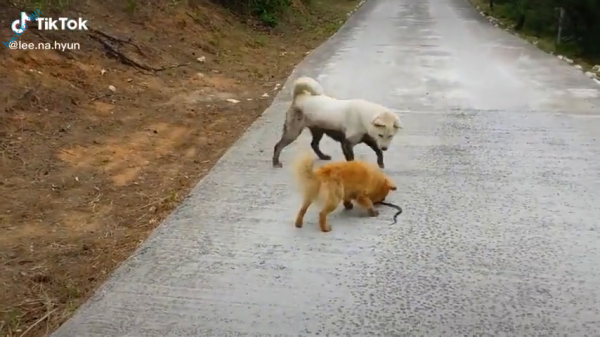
0;0;359;335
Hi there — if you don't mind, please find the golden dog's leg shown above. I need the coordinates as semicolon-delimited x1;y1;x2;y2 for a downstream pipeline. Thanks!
318;201;339;233
295;199;312;228
356;194;378;217
343;199;354;210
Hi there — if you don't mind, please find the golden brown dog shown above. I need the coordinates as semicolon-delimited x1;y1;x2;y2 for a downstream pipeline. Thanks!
292;152;397;232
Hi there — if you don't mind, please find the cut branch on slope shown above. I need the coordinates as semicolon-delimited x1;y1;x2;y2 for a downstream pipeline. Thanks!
89;30;190;72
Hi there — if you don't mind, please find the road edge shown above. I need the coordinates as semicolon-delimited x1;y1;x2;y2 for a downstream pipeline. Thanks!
49;0;374;335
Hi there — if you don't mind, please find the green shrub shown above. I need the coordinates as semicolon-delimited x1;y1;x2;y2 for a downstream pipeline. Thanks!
210;0;292;27
251;0;291;26
485;0;600;60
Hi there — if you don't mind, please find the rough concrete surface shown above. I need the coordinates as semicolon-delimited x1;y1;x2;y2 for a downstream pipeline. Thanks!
53;0;600;335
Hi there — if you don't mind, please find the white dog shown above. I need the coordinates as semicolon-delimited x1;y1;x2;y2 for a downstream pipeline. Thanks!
272;76;403;168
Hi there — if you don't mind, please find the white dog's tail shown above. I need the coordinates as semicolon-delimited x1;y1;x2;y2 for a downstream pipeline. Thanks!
292;76;324;100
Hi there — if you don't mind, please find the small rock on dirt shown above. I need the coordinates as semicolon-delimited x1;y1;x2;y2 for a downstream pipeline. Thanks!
197;56;206;63
226;98;240;104
101;69;107;75
261;93;269;98
108;85;116;92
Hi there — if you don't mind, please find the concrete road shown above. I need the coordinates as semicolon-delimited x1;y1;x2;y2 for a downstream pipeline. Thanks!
54;0;600;335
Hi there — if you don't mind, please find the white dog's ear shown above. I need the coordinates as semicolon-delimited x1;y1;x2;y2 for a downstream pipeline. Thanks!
393;117;403;129
371;116;385;128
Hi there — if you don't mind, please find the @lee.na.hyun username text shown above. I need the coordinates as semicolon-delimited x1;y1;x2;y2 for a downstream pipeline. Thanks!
5;40;80;51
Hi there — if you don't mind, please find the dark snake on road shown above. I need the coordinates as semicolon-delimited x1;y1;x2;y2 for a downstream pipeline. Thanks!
374;201;403;225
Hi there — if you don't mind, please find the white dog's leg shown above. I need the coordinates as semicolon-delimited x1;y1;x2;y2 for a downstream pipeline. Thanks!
272;115;305;168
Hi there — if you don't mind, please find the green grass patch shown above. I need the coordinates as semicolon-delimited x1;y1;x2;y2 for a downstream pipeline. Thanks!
468;0;599;70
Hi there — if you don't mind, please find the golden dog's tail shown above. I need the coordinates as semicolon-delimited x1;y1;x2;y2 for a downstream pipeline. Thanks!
292;151;317;186
292;76;324;100
292;151;344;206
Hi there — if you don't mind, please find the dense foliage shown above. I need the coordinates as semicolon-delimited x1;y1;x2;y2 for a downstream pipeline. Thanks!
488;0;600;60
210;0;293;27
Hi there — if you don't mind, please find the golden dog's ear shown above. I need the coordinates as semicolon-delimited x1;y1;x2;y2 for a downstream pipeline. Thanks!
371;116;385;128
387;179;397;190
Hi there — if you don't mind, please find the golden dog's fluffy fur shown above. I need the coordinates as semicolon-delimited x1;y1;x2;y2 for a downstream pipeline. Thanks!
292;152;397;232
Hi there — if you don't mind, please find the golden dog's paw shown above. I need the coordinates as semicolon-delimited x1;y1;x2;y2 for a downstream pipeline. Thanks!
320;223;332;232
368;209;379;217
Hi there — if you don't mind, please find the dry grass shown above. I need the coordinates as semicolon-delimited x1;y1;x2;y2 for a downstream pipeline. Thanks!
0;0;360;335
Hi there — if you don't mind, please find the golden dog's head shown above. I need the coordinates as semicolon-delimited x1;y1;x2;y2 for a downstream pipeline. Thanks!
369;177;397;203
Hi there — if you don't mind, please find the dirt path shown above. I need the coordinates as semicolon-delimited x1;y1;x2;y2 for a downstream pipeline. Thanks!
0;0;359;335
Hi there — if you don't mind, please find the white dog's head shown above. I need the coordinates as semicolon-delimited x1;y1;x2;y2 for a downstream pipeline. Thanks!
368;111;402;151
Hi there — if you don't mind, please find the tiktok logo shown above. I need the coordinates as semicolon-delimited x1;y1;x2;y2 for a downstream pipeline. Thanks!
11;9;41;34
